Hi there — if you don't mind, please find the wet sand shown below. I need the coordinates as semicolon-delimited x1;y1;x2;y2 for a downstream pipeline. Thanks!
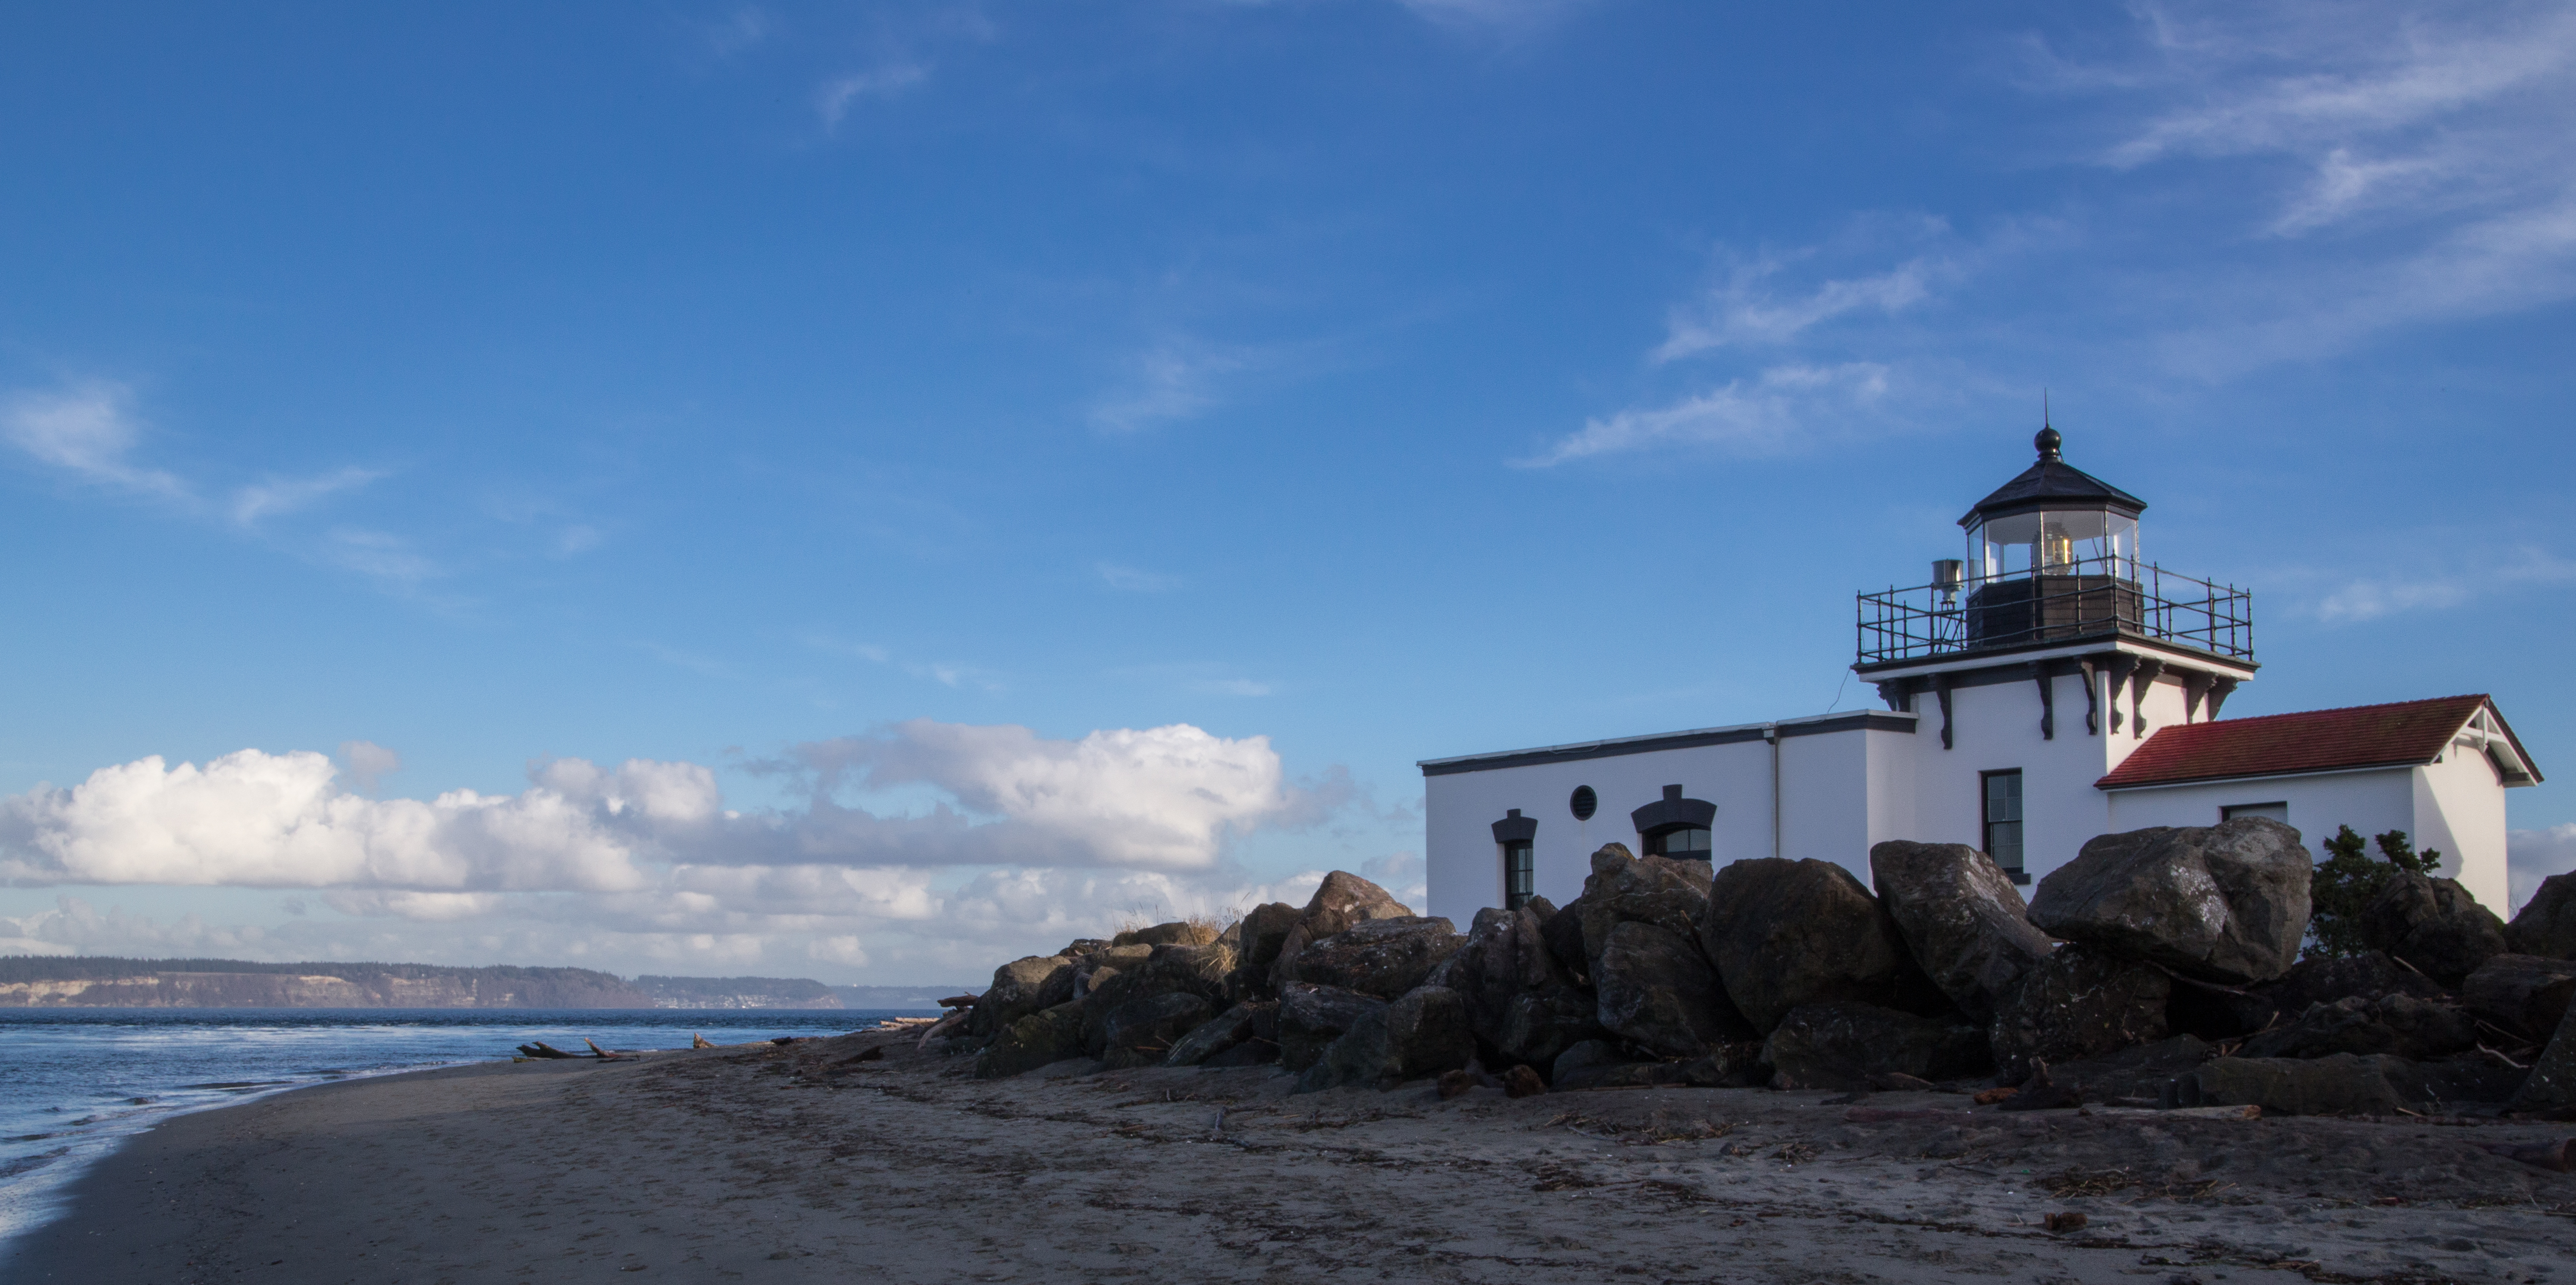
7;1028;2572;1283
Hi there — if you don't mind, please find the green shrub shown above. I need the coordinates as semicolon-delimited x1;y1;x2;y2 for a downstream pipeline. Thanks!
2304;825;2442;961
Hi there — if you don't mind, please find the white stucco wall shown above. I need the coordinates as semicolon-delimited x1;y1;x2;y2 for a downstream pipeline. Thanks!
1421;737;1778;927
2102;767;2415;865
2417;745;2510;912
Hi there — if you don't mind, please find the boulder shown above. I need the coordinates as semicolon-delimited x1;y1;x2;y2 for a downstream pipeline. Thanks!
969;955;1077;1038
973;1001;1088;1079
2028;818;2311;984
2507;873;2576;960
1550;1039;1624;1085
1761;1002;1990;1091
1592;920;1756;1059
1577;844;1712;976
2258;950;2450;1017
1699;858;1906;1032
1267;871;1414;993
1301;870;1413;937
1137;939;1238;1007
1870;840;2055;1023
1384;985;1477;1081
1164;1000;1274;1067
2462;954;2576;1042
1277;982;1389;1073
2362;874;2510;987
1228;901;1302;999
1113;920;1220;948
2240;995;2478;1062
1099;993;1214;1069
1278;916;1465;999
2508;1002;2576;1114
1434;900;1604;1070
1293;1009;1392;1093
2042;1035;2216;1102
2184;1053;2524;1116
1539;897;1589;983
1989;944;2170;1084
1079;953;1221;1058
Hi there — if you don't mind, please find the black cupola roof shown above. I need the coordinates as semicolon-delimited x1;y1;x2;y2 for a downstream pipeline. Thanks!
1957;427;2147;528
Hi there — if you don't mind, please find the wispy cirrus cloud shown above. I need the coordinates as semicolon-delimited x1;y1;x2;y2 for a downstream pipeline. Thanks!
1518;362;1893;467
1;381;187;500
814;62;930;128
1656;252;1954;361
2037;1;2576;367
2304;543;2576;624
231;466;385;525
1096;561;1181;593
1088;340;1253;433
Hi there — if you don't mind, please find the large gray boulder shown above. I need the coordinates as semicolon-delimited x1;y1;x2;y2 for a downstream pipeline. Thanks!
2509;1001;2576;1113
1266;872;1414;993
969;954;1077;1038
1113;920;1219;948
1227;901;1302;1000
1277;982;1389;1073
2029;818;2310;984
2239;994;2477;1062
1871;840;2055;1023
1433;899;1603;1070
1592;920;1756;1059
1384;985;1477;1081
973;1001;1088;1079
2362;874;2510;987
1577;844;1712;976
1278;916;1465;999
1762;1002;1989;1090
1699;858;1907;1032
1099;993;1214;1069
1988;944;2170;1083
1164;1000;1273;1067
1538;896;1588;984
1077;947;1227;1058
2508;873;2576;960
1137;939;1238;1006
1293;1008;1394;1094
2187;1053;2521;1116
2462;954;2576;1042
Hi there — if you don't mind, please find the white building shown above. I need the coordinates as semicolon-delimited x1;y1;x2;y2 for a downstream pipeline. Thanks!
1419;428;2543;925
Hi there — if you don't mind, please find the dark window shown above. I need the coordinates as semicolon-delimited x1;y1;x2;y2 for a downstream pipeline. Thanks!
1569;785;1597;821
2221;802;2288;824
1645;827;1712;859
1503;842;1534;910
1982;769;2024;879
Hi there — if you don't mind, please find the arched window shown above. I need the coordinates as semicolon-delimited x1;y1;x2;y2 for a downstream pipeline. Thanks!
1492;809;1538;910
1630;784;1717;862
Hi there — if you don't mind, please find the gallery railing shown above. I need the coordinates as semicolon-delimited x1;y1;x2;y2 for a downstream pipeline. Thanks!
1855;559;2252;665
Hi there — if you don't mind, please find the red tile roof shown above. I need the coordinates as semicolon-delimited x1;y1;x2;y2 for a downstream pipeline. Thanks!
2096;695;2540;790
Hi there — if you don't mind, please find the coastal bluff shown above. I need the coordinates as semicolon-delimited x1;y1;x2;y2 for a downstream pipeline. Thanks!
0;957;653;1008
0;956;968;1009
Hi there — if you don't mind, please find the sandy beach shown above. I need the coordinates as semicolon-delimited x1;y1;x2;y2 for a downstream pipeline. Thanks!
7;1026;2572;1284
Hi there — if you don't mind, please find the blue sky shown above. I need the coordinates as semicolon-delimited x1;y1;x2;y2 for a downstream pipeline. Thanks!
3;0;2571;982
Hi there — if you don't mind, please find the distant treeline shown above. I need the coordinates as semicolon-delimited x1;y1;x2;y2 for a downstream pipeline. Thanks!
0;956;974;1010
0;955;628;987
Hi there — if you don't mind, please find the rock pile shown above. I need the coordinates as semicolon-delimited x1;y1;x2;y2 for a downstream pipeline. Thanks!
949;818;2576;1117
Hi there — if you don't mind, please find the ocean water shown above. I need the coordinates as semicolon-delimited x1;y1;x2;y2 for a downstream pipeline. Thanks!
0;1007;909;1258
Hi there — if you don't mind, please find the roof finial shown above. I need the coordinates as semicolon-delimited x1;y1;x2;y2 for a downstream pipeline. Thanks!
2035;390;2062;462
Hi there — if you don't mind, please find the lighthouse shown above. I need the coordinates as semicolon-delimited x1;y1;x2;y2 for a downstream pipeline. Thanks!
1419;428;2538;922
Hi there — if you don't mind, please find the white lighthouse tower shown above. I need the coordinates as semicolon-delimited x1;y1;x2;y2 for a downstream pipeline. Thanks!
1418;426;2539;923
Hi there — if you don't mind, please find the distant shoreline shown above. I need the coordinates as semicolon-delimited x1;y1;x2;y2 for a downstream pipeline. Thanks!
0;955;967;1011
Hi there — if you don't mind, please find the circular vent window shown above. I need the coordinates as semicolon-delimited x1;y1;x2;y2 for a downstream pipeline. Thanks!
1569;785;1598;821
